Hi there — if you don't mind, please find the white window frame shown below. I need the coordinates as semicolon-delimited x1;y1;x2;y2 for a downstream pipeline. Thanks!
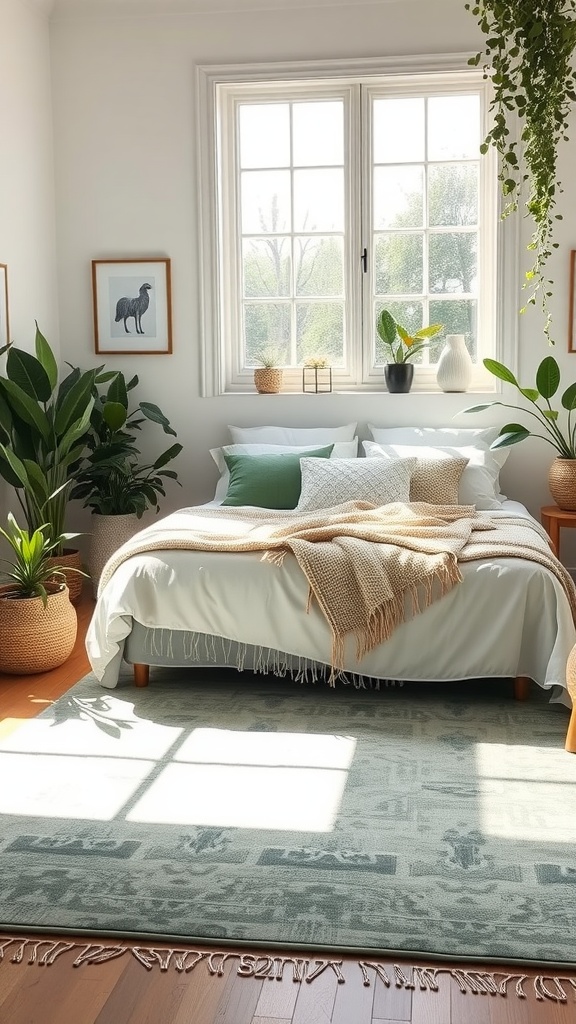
196;54;519;397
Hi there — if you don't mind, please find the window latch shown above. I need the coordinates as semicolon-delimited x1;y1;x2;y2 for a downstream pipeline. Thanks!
361;247;368;273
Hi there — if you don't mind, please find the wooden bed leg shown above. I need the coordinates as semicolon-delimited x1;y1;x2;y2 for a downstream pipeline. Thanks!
565;708;576;754
133;664;150;687
566;645;576;753
514;676;530;701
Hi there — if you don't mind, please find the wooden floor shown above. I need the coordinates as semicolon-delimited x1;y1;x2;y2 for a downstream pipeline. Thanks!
0;591;574;1024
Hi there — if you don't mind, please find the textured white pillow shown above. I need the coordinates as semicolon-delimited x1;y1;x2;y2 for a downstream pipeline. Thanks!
296;456;417;512
363;440;507;510
229;423;357;444
211;440;359;502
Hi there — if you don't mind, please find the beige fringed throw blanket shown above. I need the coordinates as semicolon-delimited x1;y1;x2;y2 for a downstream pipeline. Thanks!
99;501;576;672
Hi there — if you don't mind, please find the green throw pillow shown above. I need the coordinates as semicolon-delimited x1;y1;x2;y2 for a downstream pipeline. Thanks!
221;446;334;509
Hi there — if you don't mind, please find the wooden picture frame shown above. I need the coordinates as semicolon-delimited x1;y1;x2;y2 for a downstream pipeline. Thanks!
570;250;576;352
92;258;172;354
0;264;9;349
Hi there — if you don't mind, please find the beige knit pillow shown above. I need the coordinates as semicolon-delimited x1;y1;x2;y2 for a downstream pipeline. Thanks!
364;443;469;505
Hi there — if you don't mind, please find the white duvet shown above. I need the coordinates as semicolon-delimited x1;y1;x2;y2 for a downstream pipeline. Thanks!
85;500;576;706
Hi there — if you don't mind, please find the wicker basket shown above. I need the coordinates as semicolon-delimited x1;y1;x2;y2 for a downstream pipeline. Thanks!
0;585;77;675
254;368;283;394
46;548;85;605
548;458;576;511
88;513;139;598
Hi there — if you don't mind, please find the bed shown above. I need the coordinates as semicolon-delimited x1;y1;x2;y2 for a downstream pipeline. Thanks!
84;423;576;753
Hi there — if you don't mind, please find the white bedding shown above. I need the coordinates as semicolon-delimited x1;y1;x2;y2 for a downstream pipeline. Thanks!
85;500;576;705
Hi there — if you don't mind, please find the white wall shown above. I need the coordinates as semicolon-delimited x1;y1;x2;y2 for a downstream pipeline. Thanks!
49;0;576;561
0;0;58;524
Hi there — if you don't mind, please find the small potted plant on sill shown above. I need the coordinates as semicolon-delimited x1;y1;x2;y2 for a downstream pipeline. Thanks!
253;348;284;394
376;310;444;393
0;514;87;674
464;355;576;511
302;356;332;394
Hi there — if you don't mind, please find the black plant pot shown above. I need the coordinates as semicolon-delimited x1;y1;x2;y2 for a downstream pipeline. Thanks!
384;363;414;394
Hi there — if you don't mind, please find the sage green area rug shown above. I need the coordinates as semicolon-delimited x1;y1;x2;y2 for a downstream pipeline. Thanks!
1;669;575;967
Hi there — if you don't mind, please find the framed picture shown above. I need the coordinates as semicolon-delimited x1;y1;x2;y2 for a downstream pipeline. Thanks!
0;264;9;349
570;250;576;352
92;258;172;354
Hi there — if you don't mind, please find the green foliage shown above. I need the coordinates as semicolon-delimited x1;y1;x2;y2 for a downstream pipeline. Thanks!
466;0;576;341
0;324;98;555
464;356;576;457
376;310;444;364
70;372;183;517
0;513;86;606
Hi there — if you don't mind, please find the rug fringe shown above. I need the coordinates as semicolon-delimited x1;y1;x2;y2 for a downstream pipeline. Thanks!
0;937;574;1001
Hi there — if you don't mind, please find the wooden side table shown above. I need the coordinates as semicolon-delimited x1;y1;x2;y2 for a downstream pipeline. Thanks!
540;505;576;559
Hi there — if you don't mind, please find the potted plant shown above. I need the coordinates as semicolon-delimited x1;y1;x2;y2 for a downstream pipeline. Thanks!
0;514;86;674
70;370;183;594
302;356;332;394
464;355;576;510
376;310;443;393
466;1;576;342
0;324;100;603
253;348;284;394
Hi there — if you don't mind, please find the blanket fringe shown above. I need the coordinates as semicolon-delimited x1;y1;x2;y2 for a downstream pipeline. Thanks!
141;628;404;691
0;937;573;1001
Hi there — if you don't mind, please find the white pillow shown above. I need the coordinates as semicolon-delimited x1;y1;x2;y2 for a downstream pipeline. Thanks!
228;423;357;444
211;440;359;502
363;440;507;510
367;424;502;448
296;456;416;512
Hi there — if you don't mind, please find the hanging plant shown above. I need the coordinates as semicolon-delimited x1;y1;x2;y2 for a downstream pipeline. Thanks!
466;0;576;342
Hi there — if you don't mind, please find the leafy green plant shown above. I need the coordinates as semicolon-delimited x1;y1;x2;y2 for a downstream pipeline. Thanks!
0;324;99;555
464;356;576;457
466;0;576;340
0;513;86;606
70;371;183;517
376;310;443;364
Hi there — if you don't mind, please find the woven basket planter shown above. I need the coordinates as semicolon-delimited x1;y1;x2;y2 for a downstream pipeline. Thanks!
0;585;77;675
549;458;576;511
254;368;283;394
46;548;84;606
88;513;140;598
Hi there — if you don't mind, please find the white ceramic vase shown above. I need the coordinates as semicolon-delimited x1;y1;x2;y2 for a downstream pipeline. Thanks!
88;513;140;598
436;334;473;393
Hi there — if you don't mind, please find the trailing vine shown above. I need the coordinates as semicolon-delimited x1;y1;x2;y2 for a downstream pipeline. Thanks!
466;0;576;342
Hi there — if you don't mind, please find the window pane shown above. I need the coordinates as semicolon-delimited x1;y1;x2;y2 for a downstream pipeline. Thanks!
429;164;479;226
241;170;291;233
294;169;344;231
429;232;478;294
293;101;344;166
244;303;291;365
374;233;423;295
429;300;478;362
297;302;344;366
373;98;425;163
374;166;423;229
428;96;480;160
295;236;343;296
239;104;290;168
243;238;290;297
374;300;423;365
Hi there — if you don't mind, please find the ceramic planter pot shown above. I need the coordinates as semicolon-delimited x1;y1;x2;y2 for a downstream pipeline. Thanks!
385;363;414;394
549;458;576;511
0;584;77;675
254;368;283;394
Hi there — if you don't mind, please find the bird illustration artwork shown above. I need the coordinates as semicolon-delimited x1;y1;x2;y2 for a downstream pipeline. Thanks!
114;282;152;334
